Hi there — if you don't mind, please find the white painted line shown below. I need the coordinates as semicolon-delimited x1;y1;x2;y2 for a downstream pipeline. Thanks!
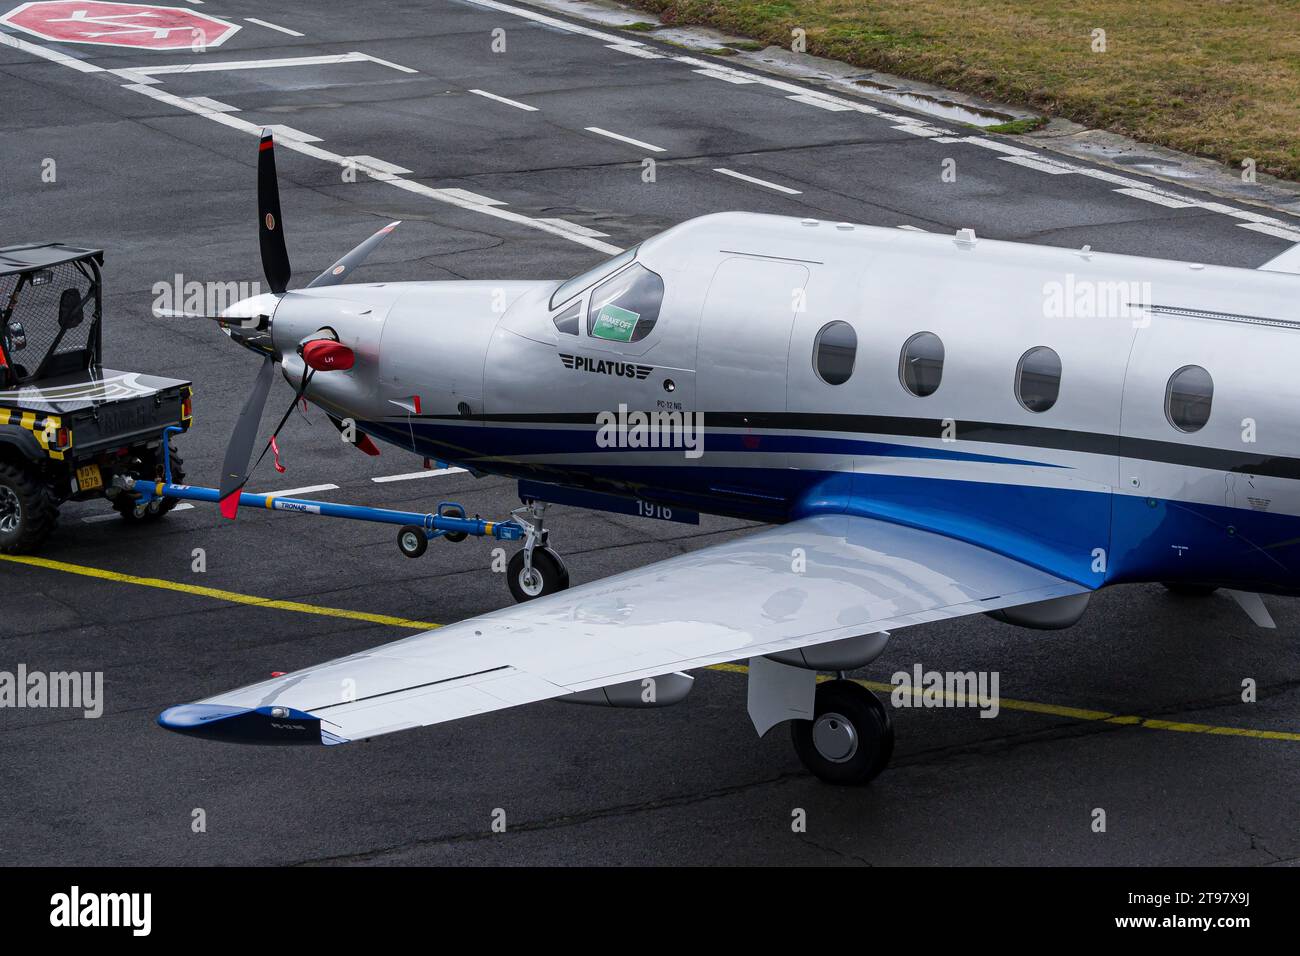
0;31;102;72
245;17;304;37
344;155;413;180
465;0;637;44
897;224;928;232
538;218;610;238
250;483;338;497
892;124;943;137
606;43;664;59
263;124;321;143
1113;187;1195;209
930;135;964;143
186;96;239;113
372;468;467;483
1238;221;1300;242
123;52;414;77
469;88;538;111
786;93;852;112
124;84;265;135
963;136;1040;158
693;68;755;84
713;167;802;195
585;127;665;152
999;155;1075;175
433;187;507;206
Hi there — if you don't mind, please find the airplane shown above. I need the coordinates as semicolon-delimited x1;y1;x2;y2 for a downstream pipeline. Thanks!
157;130;1300;784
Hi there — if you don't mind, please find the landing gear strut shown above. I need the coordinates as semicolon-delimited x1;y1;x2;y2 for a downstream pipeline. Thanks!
790;679;894;785
508;500;569;602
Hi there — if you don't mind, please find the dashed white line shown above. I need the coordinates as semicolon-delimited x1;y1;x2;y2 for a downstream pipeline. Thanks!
606;43;664;59
82;503;193;523
185;95;238;113
431;187;507;206
120;52;414;77
693;68;755;84
0;31;101;72
713;167;802;195
585;127;665;152
1238;221;1300;242
372;468;468;483
999;155;1075;175
469;89;539;111
262;124;321;143
245;17;304;37
1113;187;1195;208
249;483;339;498
786;93;853;112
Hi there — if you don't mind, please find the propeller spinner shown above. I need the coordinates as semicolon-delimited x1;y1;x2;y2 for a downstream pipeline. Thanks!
213;129;401;519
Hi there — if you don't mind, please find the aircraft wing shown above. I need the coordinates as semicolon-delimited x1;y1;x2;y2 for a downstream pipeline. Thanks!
159;513;1086;745
1258;243;1300;274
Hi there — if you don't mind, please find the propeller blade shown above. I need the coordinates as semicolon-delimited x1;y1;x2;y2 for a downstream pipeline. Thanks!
306;221;402;289
218;354;277;519
257;129;291;295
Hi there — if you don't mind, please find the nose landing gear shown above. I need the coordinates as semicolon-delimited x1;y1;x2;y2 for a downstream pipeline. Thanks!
507;500;569;602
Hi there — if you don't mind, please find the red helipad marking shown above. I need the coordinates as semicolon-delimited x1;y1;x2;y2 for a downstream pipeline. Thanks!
1;1;240;50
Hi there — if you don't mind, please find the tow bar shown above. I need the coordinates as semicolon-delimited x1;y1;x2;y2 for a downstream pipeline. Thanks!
118;428;524;557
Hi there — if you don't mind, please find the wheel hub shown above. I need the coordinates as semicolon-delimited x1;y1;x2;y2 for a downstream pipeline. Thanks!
812;711;858;763
519;566;544;596
0;485;21;534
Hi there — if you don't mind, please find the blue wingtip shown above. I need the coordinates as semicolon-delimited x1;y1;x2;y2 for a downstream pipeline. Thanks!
157;703;337;746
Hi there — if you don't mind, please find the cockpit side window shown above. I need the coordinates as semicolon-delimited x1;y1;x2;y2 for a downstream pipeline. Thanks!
587;263;665;344
552;301;581;335
549;246;638;311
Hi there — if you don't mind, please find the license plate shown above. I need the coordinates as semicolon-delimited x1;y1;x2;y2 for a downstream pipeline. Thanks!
76;464;103;492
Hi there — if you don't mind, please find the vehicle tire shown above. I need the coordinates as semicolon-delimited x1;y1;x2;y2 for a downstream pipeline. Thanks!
397;525;428;558
791;679;894;785
440;503;468;543
0;461;59;554
115;443;185;523
1161;582;1219;597
507;546;569;602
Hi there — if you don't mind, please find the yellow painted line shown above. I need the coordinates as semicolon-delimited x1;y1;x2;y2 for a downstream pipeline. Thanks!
4;555;1298;741
707;662;1300;742
0;554;441;631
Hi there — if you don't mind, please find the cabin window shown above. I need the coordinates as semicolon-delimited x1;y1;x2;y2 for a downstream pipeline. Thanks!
813;321;857;385
552;301;581;335
550;246;638;311
899;331;944;397
587;263;664;343
1015;346;1061;413
1165;365;1213;433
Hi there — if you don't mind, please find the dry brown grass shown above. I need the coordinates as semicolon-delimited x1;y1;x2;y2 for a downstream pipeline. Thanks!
628;0;1300;180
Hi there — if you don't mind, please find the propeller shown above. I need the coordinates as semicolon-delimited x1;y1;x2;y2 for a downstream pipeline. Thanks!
213;129;401;519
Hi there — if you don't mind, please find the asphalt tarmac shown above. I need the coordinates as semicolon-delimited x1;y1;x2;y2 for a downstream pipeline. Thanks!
1;0;1298;866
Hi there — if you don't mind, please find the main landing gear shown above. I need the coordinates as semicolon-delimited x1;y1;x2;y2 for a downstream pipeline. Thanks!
507;500;569;602
791;678;895;785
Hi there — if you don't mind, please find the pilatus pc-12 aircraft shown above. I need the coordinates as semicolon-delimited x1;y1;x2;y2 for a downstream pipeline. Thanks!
159;131;1300;784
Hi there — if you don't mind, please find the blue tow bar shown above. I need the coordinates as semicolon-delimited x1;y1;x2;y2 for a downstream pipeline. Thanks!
128;428;524;548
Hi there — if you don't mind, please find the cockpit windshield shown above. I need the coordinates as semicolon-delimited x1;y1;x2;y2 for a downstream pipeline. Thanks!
549;245;638;311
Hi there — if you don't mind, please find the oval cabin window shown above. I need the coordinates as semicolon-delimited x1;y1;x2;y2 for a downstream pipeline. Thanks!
814;321;857;385
1165;365;1213;433
899;331;944;397
1015;346;1061;413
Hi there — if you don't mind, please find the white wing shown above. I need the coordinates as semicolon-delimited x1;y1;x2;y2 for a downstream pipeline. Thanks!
1258;243;1300;274
159;514;1086;744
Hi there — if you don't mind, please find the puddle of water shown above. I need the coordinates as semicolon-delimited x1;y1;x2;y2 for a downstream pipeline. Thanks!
851;78;1012;127
1111;155;1197;180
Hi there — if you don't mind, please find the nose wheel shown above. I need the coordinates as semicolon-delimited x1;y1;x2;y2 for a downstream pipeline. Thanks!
791;679;894;785
507;500;570;602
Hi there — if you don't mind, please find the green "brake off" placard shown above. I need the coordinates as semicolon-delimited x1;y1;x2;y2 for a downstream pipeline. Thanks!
591;304;639;342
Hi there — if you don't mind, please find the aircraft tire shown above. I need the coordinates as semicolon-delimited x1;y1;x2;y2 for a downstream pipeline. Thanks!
791;679;894;785
508;546;569;602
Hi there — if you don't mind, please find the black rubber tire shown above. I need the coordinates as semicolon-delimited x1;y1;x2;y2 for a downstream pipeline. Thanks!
440;504;468;543
0;461;59;555
791;679;895;785
507;546;570;602
397;525;428;558
1161;582;1219;597
115;444;184;524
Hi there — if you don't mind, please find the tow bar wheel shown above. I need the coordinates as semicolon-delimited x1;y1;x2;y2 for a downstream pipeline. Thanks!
397;525;428;559
507;546;569;602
